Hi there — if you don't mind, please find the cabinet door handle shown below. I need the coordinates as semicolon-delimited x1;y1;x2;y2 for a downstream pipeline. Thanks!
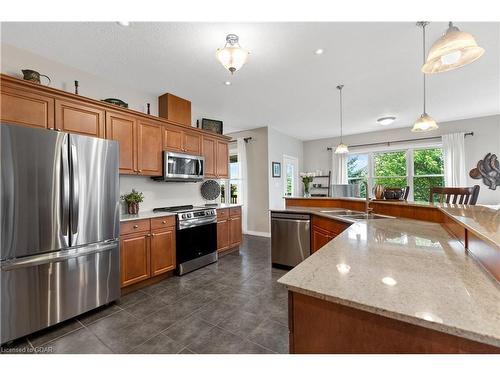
162;220;166;224
133;225;139;229
151;233;156;237
138;170;142;173
146;233;151;237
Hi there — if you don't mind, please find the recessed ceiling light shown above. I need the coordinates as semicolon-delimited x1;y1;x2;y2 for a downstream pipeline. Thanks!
314;48;324;55
336;263;351;274
377;116;396;126
382;276;397;286
116;21;130;27
224;81;231;86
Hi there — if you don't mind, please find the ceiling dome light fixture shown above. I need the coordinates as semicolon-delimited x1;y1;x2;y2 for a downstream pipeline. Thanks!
334;84;349;154
377;116;396;126
422;22;485;74
412;22;438;133
216;34;249;75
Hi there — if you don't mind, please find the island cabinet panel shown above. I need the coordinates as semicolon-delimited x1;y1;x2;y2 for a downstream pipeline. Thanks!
311;227;333;254
311;216;350;253
216;140;229;179
120;232;151;287
467;232;500;281
289;291;500;354
105;111;137;175
0;83;54;129
55;98;105;137
150;227;176;276
137;119;163;176
202;136;217;178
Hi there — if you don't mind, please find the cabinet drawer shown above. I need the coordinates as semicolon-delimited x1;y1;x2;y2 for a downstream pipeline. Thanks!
217;208;229;220
229;206;241;218
120;219;151;235
151;216;176;230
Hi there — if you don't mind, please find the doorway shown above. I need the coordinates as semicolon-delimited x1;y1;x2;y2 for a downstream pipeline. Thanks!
283;155;299;197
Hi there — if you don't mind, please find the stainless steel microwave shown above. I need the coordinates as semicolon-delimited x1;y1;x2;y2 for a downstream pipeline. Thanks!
153;151;205;182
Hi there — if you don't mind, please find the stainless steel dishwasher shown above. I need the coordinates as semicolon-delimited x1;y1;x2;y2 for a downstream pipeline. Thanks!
271;212;310;268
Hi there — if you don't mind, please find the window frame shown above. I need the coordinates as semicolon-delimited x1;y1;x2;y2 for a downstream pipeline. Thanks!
220;149;243;205
347;144;444;202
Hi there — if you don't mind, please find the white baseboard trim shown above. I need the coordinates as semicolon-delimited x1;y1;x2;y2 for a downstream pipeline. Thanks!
244;230;271;238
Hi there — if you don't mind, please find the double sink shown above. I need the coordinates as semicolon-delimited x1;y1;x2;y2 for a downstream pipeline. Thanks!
319;209;391;220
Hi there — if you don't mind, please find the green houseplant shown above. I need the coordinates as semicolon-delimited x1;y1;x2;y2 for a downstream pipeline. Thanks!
121;189;144;215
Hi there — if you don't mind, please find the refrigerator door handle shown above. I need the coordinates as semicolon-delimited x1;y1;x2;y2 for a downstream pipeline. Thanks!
70;143;80;238
60;138;70;246
0;240;118;270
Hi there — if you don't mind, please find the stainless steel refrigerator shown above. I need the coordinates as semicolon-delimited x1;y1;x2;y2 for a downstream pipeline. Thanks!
0;124;120;344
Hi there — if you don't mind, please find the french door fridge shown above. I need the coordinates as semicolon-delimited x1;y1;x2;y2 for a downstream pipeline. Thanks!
1;124;120;344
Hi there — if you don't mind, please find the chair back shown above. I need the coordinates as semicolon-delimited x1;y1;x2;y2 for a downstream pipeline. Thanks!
429;185;480;205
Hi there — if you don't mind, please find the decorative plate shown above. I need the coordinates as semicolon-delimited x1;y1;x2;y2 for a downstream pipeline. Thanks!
200;180;221;201
101;98;128;108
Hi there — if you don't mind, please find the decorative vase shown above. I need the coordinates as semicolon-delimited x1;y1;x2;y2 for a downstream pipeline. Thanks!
374;184;385;200
303;182;311;198
127;202;139;215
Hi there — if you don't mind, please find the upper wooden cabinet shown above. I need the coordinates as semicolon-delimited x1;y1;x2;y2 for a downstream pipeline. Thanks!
163;125;201;155
105;111;137;175
158;93;191;127
202;135;229;179
216;140;229;179
0;81;54;129
55;98;105;137
137;119;163;176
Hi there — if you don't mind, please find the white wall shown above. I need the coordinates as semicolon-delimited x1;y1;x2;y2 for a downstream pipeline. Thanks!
227;127;270;235
303;115;500;204
267;127;304;210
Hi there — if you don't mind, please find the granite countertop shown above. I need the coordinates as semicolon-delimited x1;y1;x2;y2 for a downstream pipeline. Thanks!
278;215;500;347
270;206;393;224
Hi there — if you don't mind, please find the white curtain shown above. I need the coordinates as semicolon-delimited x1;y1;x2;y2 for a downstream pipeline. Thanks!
442;132;467;187
331;152;348;184
236;138;248;233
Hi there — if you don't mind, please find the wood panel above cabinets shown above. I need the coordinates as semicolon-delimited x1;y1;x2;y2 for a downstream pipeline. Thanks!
202;135;229;179
0;80;54;129
55;98;105;137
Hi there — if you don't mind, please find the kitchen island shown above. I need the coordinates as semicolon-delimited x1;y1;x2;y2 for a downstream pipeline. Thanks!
277;199;500;353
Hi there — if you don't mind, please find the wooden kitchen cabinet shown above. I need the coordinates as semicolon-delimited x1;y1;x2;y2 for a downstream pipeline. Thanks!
0;81;54;129
158;93;192;127
216;207;242;252
55;98;105;137
163;125;201;155
202;136;217;178
311;227;334;253
137;119;163;176
106;111;137;174
120;216;176;287
150;227;176;276
120;232;151;287
216;140;229;179
311;216;350;253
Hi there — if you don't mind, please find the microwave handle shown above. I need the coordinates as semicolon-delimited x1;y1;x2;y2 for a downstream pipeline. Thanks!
198;159;202;176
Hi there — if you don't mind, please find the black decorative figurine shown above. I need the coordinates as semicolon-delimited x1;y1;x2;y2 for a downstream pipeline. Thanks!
74;80;79;95
147;103;150;115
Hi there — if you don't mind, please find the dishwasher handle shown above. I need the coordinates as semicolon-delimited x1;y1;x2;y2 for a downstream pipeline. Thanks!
271;213;310;221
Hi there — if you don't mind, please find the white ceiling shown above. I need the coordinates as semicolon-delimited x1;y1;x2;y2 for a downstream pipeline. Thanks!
1;22;499;140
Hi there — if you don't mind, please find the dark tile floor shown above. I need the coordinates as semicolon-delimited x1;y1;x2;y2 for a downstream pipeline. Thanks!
1;235;289;354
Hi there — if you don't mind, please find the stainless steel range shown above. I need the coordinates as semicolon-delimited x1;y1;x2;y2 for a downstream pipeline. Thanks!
153;205;217;275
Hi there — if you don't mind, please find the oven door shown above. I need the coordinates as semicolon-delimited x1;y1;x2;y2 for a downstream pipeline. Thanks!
176;222;217;265
164;152;204;181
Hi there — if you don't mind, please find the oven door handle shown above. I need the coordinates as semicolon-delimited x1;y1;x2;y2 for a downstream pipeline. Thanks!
178;217;217;230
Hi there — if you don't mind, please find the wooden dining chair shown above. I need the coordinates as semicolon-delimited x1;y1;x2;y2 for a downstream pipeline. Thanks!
429;185;480;205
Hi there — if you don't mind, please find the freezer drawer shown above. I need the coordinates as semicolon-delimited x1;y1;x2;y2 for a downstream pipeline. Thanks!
271;213;310;268
0;241;120;344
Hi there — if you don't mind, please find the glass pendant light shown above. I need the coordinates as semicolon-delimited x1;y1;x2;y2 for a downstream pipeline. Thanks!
216;34;249;75
422;22;485;74
335;84;349;154
412;22;438;132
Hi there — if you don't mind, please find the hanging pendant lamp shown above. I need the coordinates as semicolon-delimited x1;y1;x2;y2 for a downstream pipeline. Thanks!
422;22;484;74
334;84;349;154
412;22;438;132
216;34;249;75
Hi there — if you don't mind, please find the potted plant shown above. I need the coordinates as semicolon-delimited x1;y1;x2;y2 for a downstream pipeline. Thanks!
299;172;316;197
121;189;144;215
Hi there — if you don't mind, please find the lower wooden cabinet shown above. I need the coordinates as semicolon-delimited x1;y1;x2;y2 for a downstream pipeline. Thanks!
311;216;350;253
120;216;176;287
311;227;334;254
120;232;151;287
217;207;242;252
150;227;176;276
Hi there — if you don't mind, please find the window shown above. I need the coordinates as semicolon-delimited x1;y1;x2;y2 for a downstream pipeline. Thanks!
283;155;299;197
220;154;242;204
347;154;368;197
346;146;444;202
413;148;444;202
